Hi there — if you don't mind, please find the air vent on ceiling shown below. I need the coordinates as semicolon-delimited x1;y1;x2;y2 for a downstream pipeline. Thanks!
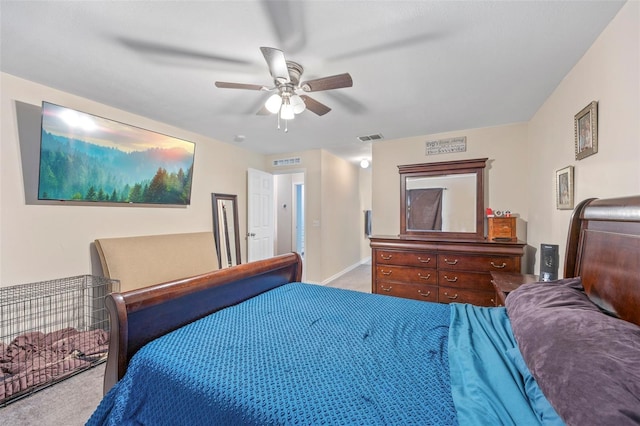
272;157;302;167
357;133;384;142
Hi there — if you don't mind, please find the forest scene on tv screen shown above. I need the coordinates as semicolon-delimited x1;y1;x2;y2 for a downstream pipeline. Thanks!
38;102;195;205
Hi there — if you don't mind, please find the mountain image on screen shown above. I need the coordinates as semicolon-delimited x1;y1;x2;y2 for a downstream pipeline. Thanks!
38;131;194;205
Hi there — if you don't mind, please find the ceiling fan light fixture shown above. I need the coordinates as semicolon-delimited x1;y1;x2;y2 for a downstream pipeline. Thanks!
265;93;283;114
215;47;351;131
290;94;306;114
280;103;295;120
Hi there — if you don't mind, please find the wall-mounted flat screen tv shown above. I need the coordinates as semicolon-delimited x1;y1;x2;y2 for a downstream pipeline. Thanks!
38;102;195;206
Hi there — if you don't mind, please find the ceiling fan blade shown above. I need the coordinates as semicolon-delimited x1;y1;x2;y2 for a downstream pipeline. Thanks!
300;95;331;116
260;47;290;84
301;73;353;92
215;82;268;91
256;105;272;115
328;32;446;61
323;91;367;114
261;0;306;53
118;37;252;66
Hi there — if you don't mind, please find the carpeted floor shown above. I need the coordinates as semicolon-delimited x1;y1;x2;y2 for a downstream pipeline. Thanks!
0;261;372;425
325;262;372;293
1;363;106;425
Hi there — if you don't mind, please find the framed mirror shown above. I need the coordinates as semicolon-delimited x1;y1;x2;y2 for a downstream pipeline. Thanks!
399;158;487;240
211;193;241;268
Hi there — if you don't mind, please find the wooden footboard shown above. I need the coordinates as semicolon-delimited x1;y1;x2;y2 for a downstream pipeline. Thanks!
104;252;303;394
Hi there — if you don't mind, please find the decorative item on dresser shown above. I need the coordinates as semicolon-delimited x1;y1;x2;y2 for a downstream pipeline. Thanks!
370;158;526;306
488;216;517;241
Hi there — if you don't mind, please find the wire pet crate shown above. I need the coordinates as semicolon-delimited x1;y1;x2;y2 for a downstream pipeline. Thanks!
0;275;119;406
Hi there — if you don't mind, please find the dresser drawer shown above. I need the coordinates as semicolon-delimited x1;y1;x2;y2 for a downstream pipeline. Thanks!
376;265;437;284
376;282;438;302
370;236;526;307
438;254;519;272
375;250;437;267
438;270;494;291
438;287;497;307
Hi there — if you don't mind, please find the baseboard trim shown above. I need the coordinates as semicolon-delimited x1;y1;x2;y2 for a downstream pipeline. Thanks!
321;257;371;286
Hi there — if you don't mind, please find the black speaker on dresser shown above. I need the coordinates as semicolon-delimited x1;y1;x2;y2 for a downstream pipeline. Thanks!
540;244;559;281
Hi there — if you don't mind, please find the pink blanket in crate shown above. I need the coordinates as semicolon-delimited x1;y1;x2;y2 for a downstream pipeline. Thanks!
0;328;108;402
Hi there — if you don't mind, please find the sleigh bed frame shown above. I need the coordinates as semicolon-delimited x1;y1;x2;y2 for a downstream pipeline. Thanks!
102;195;640;400
103;252;303;392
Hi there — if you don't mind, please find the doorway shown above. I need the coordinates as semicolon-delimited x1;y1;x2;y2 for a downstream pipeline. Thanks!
274;172;305;258
294;182;305;257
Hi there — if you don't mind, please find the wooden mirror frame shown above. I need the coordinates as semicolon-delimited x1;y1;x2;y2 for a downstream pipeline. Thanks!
399;158;487;240
211;193;242;268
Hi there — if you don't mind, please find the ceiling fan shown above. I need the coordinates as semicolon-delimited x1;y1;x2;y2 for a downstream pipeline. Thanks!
215;47;353;131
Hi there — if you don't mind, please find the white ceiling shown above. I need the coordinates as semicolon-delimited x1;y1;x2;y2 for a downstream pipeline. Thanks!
0;1;625;164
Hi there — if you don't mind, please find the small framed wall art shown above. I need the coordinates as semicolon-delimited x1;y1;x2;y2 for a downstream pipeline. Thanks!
574;101;598;160
556;166;574;210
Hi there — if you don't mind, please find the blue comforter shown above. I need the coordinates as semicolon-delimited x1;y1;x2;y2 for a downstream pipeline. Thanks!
88;283;555;425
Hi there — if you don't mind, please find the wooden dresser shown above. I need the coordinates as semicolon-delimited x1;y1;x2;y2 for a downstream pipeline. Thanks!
370;236;526;307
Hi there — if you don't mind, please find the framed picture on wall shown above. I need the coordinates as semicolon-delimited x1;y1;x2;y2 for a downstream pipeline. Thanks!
574;101;598;160
556;166;574;210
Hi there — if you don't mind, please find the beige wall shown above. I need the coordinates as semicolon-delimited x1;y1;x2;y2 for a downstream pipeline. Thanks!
274;173;294;255
526;0;639;277
359;166;372;260
320;150;362;282
0;73;266;286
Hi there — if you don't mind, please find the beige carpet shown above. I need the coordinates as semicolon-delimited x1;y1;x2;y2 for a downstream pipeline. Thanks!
1;363;105;425
325;263;372;293
0;262;372;424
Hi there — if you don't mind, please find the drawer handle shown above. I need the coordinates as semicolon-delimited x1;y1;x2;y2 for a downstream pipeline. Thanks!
380;254;393;260
444;275;458;282
417;257;431;264
490;261;507;269
418;290;431;297
418;272;431;280
381;270;392;276
444;258;459;265
380;285;392;292
444;292;459;300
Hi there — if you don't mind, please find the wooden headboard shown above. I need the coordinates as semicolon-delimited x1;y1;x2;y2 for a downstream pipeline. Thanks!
95;232;218;292
564;195;640;326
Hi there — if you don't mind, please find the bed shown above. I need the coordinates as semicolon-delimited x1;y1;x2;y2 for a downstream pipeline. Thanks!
88;195;640;425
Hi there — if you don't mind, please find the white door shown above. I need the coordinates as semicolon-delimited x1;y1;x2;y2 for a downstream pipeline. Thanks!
247;168;274;262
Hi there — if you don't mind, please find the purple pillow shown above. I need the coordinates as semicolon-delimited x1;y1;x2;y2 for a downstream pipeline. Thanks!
506;278;640;425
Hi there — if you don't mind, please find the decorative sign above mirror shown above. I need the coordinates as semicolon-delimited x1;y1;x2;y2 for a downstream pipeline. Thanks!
425;136;467;156
399;158;487;240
